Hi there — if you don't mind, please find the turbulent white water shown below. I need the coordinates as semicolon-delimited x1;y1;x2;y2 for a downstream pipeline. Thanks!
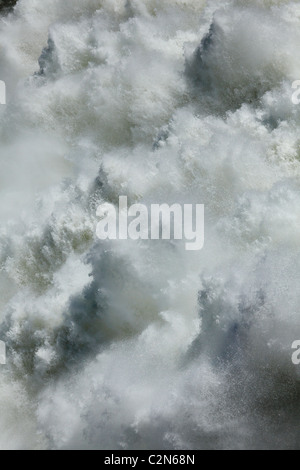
1;0;300;450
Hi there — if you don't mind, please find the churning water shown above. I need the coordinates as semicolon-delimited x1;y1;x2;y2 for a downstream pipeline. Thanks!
1;0;300;449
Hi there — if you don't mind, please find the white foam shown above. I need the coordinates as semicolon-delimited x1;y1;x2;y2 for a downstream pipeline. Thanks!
0;0;300;449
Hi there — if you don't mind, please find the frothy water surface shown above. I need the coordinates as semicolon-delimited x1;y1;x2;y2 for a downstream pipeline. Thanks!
0;0;300;450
